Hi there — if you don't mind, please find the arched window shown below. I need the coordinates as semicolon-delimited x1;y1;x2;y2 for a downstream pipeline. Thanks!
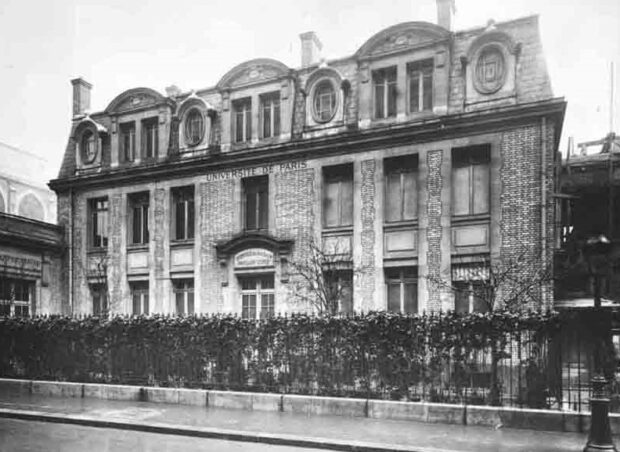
312;80;337;123
18;193;44;221
81;130;97;163
184;109;205;146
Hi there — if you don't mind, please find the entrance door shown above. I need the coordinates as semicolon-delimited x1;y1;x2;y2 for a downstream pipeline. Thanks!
239;275;274;319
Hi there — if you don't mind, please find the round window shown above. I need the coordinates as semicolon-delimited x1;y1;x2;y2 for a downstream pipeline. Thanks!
474;45;506;94
312;80;337;123
184;109;205;146
80;130;97;163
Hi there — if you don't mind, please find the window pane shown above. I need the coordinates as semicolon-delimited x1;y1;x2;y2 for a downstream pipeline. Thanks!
245;107;252;143
144;293;149;315
410;73;420;112
340;179;353;226
403;171;417;220
175;200;186;239
473;163;490;214
242;294;256;319
324;181;339;227
387;81;397;117
452;166;471;215
246;191;257;230
472;282;488;313
274;102;280;136
387;283;401;312
423;72;433;111
385;173;402;222
143;205;149;243
263;103;271;138
454;283;470;314
260;294;274;319
187;291;194;315
339;274;353;314
261;276;274;290
235;110;244;142
187;199;195;239
258;189;268;229
132;207;141;244
374;84;384;119
133;293;141;315
176;292;185;315
404;282;417;314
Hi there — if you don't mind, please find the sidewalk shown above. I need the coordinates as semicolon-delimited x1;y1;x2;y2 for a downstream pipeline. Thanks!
0;391;607;452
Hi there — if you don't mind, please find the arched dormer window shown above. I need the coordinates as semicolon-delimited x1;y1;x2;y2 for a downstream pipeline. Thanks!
74;118;106;168
184;108;205;146
81;130;97;163
304;67;347;128
313;80;338;123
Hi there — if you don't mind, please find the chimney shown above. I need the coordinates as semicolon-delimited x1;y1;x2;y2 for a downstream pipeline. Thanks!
299;31;322;68
71;77;92;117
165;85;182;97
436;0;455;31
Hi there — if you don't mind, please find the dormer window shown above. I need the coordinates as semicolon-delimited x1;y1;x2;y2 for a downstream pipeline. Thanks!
184;109;204;146
313;80;337;123
142;117;158;159
260;92;280;139
80;130;97;163
120;122;136;162
373;67;397;119
408;59;433;113
233;97;252;143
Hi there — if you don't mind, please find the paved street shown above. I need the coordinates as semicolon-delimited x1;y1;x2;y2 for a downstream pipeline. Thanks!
0;418;324;452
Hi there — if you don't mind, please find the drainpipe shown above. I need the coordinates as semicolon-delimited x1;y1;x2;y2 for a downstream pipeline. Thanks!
541;117;548;306
69;188;74;315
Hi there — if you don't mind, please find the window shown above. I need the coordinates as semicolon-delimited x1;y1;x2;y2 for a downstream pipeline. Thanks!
313;80;337;123
323;164;353;228
452;146;490;216
373;67;397;119
80;130;97;163
142;117;158;159
260;92;281;139
91;284;107;317
0;278;34;317
240;276;275;319
184;109;204;146
385;267;417;314
452;263;489;313
233;98;252;143
408;59;433;113
172;186;194;241
173;279;194;315
89;198;109;248
324;270;353;314
385;155;418;222
243;176;268;231
129;192;149;245
131;281;149;315
474;45;506;94
120;122;136;162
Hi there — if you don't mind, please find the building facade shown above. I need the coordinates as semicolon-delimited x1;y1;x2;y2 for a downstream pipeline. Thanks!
50;2;565;317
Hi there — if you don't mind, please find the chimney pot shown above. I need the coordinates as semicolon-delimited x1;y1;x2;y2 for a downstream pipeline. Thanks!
436;0;455;31
299;31;322;68
70;78;92;118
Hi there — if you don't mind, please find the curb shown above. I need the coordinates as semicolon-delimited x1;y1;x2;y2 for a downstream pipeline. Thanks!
0;407;459;452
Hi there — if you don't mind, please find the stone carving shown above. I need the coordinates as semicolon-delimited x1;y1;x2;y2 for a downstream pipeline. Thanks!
116;94;159;112
473;45;506;94
370;31;434;56
230;65;280;87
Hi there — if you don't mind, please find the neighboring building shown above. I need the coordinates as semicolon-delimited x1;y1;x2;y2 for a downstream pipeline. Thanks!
50;1;565;317
0;141;57;223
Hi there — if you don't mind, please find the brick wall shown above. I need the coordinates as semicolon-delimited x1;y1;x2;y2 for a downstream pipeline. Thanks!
359;159;376;311
426;150;444;311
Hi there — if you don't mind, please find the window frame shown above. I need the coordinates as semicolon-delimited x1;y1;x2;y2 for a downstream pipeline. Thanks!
184;108;205;146
0;277;34;317
141;117;158;159
312;79;338;123
120;121;136;163
130;281;149;316
373;66;397;120
451;146;491;218
242;175;269;232
128;192;150;246
260;92;281;139
173;279;194;315
384;155;419;224
385;267;418;314
239;275;275;320
91;283;108;317
172;186;195;241
407;59;434;114
233;97;252;144
80;129;97;163
322;164;354;229
88;197;109;249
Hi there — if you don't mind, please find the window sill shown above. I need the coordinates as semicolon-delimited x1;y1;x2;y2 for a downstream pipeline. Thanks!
127;244;149;251
384;220;418;230
322;226;353;236
87;247;107;255
451;214;490;225
170;239;195;249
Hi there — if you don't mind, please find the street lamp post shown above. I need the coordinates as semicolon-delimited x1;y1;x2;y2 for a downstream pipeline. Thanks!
584;234;617;452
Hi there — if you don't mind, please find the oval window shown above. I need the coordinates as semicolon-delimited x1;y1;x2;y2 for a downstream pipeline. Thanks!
474;45;506;94
312;80;337;123
184;109;205;146
80;130;97;163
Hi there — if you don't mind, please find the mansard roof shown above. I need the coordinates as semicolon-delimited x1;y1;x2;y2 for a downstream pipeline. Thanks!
216;58;291;90
355;21;450;59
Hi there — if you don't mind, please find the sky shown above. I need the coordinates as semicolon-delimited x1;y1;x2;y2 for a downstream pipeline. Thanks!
0;0;619;183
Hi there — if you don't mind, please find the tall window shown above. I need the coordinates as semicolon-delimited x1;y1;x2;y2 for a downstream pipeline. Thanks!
384;155;418;222
408;59;433;113
233;98;252;143
324;270;353;314
80;130;97;163
452;146;490;216
129;192;149;245
131;281;149;315
184;109;205;146
313;80;337;122
89;197;109;248
261;92;281;139
323;164;353;228
91;284;107;317
0;278;34;317
142;117;158;159
385;267;417;314
373;67;397;119
172;186;194;241
120;122;136;162
240;276;274;319
453;263;490;313
243;176;268;231
173;279;194;315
